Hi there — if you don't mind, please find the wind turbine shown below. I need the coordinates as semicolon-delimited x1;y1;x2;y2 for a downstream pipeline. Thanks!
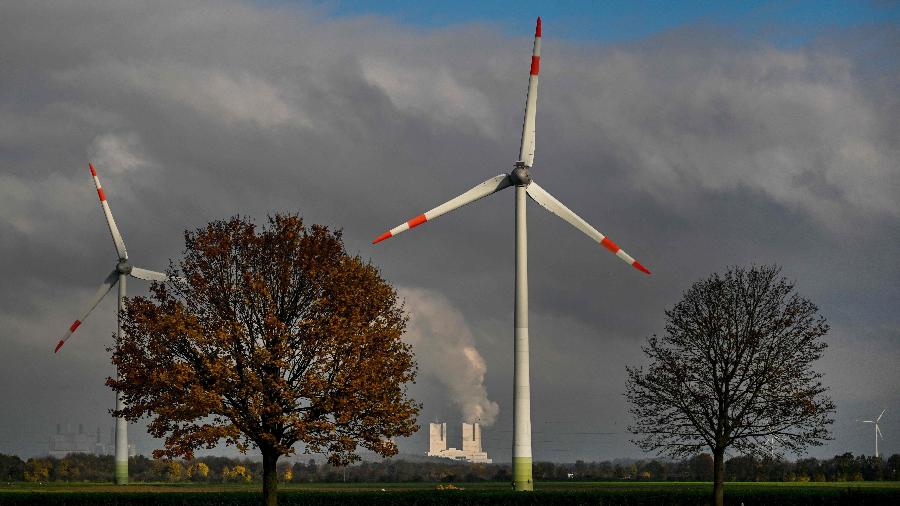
54;163;170;485
861;409;886;458
372;18;651;491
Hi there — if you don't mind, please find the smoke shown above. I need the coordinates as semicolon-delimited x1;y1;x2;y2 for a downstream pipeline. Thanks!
399;287;500;426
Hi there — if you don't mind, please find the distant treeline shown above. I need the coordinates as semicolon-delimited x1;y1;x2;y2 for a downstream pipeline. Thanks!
0;452;898;483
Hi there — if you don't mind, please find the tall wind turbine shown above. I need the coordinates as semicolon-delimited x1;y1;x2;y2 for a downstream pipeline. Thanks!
54;163;170;485
861;409;886;458
372;18;651;491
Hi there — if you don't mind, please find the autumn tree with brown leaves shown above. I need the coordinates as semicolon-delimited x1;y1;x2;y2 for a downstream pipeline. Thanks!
108;214;420;506
625;265;835;506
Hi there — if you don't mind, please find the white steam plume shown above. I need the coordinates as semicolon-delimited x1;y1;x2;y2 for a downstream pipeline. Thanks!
399;287;499;426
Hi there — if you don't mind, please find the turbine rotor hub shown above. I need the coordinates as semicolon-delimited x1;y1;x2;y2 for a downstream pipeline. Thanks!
116;260;132;275
510;162;532;186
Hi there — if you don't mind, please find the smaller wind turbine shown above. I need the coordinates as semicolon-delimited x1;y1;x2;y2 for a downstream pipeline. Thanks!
55;162;170;485
861;409;886;458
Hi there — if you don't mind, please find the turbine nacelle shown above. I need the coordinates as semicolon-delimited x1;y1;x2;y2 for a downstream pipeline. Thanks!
116;260;133;275
510;162;532;186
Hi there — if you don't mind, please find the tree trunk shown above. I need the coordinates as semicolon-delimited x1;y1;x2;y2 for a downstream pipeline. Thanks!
712;448;725;506
262;448;278;506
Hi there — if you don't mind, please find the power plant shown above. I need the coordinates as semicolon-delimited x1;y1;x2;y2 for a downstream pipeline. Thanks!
427;422;492;463
48;424;136;458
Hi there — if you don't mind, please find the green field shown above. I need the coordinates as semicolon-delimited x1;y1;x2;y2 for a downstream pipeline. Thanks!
1;481;898;505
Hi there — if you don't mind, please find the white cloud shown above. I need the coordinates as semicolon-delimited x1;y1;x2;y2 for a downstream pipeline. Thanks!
362;57;498;136
59;61;305;130
0;173;86;236
565;45;899;227
87;132;150;175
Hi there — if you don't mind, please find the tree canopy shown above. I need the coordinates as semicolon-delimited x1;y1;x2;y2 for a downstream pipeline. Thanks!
626;265;834;506
108;214;420;505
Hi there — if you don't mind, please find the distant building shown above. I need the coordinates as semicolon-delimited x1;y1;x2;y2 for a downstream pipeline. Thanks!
48;423;135;457
429;422;447;454
49;423;105;458
427;422;492;463
462;423;483;455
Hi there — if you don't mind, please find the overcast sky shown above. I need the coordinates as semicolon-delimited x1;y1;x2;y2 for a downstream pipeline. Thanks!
1;1;898;463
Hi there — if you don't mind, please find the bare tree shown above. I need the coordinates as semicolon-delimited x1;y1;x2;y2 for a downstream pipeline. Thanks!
626;265;834;506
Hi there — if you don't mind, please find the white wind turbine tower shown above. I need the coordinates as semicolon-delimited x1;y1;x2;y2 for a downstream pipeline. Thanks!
54;163;170;485
861;409;886;458
372;18;651;491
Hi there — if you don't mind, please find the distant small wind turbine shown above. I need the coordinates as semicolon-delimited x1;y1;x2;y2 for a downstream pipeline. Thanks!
54;163;171;485
861;409;886;458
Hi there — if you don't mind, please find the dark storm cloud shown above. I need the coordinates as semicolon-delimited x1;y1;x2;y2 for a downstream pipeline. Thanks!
1;1;897;461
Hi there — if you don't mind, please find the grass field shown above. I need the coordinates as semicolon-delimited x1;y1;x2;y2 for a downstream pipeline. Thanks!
3;480;900;492
1;481;898;505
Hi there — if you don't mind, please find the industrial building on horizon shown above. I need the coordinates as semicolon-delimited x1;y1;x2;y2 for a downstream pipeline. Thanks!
427;422;492;463
48;423;136;458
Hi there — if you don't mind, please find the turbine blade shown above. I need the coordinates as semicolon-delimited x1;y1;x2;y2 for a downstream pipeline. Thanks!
526;182;651;275
877;425;883;438
89;163;128;260
55;270;119;353
130;267;168;282
373;174;512;244
862;420;874;423
877;409;885;422
518;17;541;167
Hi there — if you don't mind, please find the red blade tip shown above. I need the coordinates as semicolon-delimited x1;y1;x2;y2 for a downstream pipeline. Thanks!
536;17;542;37
89;162;97;176
632;261;651;275
372;231;392;244
54;340;65;353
